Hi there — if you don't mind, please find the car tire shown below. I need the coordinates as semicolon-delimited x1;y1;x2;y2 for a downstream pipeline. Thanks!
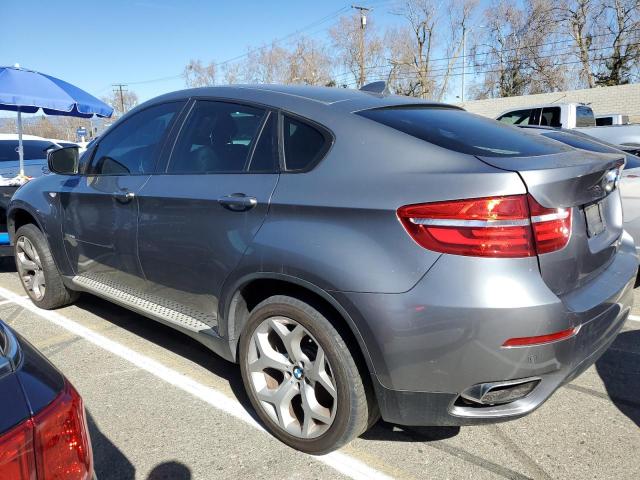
239;295;371;454
14;224;79;309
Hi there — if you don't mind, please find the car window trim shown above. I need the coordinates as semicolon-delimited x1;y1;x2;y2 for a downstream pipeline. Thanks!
87;100;187;176
245;111;278;172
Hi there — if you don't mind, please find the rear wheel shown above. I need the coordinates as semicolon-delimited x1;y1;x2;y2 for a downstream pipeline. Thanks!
14;224;78;309
239;295;370;454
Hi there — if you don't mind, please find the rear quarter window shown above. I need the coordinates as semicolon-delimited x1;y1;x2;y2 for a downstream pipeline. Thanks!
283;116;331;171
358;107;569;157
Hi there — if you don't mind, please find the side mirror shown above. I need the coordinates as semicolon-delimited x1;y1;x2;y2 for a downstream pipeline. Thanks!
48;146;79;175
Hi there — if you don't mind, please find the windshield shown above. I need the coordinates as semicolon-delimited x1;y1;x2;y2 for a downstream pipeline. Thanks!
0;140;58;161
357;107;570;157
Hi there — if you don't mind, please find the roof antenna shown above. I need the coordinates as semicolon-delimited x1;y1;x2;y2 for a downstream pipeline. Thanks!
360;81;389;95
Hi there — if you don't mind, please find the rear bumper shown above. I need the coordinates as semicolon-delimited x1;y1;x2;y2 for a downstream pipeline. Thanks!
333;232;637;426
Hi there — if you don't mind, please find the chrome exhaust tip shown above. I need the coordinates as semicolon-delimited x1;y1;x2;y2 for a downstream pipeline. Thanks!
459;377;541;406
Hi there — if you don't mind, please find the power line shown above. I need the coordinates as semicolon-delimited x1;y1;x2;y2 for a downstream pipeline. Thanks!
340;50;640;87
330;28;640;82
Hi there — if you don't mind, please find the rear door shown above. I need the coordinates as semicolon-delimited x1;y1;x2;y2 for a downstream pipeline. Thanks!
136;100;280;327
60;101;185;291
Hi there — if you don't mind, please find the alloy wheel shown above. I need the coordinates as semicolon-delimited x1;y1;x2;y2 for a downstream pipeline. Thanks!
16;236;46;300
247;316;338;439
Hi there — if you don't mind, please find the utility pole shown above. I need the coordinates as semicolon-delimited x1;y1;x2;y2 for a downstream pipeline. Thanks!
461;25;466;103
352;5;371;88
112;84;128;115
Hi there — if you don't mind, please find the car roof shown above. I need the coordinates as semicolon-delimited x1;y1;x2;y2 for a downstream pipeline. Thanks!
142;84;458;114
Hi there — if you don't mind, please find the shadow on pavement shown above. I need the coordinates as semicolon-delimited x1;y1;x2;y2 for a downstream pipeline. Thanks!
362;421;460;442
74;294;258;421
595;329;640;427
86;409;135;480
147;461;191;480
0;257;16;273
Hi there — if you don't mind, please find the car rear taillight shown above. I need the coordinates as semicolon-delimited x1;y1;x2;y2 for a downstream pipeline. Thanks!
0;382;92;480
0;418;36;480
34;382;93;480
397;194;571;258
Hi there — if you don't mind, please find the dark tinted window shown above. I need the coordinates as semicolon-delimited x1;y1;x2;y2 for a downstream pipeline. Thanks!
248;112;279;172
540;107;561;127
541;130;639;170
168;101;266;173
91;102;182;175
0;140;58;161
497;109;533;125
283;116;327;171
596;117;613;126
541;131;619;154
359;107;569;157
624;155;640;169
576;106;595;127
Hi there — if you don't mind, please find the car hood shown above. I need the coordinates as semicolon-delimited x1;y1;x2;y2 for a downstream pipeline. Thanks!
0;159;49;179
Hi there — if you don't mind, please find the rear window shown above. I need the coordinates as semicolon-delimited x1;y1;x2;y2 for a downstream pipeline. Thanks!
0;140;58;161
358;107;569;157
541;131;620;154
576;106;595;127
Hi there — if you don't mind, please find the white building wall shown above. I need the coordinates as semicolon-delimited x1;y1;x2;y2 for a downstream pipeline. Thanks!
456;83;640;123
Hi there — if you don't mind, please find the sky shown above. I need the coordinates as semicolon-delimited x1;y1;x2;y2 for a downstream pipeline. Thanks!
1;0;489;111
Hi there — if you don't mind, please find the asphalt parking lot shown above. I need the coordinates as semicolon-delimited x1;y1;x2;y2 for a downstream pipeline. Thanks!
0;262;638;480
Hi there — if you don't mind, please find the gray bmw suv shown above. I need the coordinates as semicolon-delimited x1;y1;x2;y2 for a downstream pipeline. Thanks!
7;85;637;453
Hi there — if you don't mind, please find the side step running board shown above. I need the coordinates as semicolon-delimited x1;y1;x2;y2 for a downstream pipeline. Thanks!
72;275;218;336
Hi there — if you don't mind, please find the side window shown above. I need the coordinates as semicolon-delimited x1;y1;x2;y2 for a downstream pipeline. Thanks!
497;109;533;125
540;107;561;127
283;116;328;171
91;102;183;175
596;117;612;126
168;101;266;173
576;106;595;127
248;112;279;173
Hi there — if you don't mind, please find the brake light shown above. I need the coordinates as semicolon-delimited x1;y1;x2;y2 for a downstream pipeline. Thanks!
0;382;93;480
397;194;571;257
527;196;571;254
0;418;36;480
34;382;93;480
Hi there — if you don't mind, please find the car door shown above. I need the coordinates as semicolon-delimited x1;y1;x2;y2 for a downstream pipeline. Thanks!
60;101;185;292
135;100;280;328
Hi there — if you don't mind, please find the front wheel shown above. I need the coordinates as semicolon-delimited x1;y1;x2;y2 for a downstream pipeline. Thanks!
239;295;371;454
14;224;78;309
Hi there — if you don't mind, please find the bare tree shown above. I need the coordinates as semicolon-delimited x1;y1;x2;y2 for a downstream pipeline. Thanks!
286;36;333;85
554;0;598;87
473;0;569;98
593;0;640;85
184;59;216;87
389;0;440;99
435;0;478;101
240;43;290;84
329;13;384;87
101;90;139;118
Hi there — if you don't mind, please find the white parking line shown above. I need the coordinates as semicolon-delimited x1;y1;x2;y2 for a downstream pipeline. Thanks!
627;314;640;323
0;287;393;480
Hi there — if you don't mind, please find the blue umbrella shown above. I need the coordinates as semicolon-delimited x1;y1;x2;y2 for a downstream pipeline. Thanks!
0;65;113;176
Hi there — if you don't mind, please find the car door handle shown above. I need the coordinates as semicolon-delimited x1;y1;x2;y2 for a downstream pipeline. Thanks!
113;190;135;204
217;194;258;212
